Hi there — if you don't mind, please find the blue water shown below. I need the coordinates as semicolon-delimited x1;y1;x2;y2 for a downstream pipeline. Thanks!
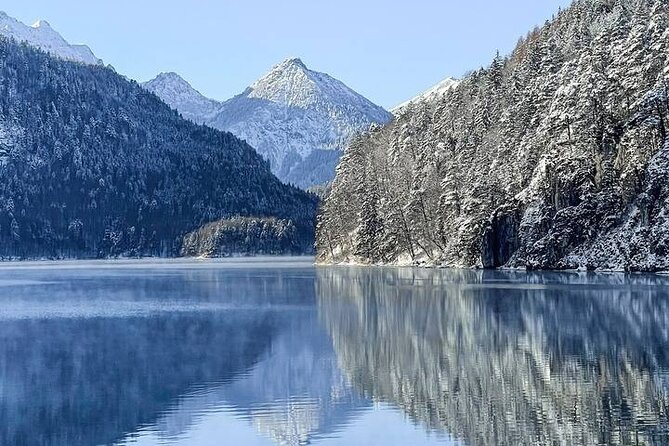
0;258;668;446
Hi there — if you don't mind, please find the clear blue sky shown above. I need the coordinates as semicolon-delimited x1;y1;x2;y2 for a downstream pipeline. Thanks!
5;0;571;108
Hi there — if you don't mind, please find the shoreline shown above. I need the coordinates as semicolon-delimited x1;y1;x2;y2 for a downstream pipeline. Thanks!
0;256;316;269
0;256;665;276
314;260;669;276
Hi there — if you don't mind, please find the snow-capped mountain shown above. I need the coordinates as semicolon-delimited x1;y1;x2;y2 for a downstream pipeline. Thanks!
145;58;392;189
210;58;392;188
142;72;223;125
392;77;460;113
0;11;102;65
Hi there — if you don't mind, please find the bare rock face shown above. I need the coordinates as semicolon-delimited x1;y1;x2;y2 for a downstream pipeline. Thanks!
317;0;669;272
481;205;522;268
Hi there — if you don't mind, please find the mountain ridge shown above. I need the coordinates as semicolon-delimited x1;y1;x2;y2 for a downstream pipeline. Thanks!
392;77;460;113
145;58;392;188
0;11;102;65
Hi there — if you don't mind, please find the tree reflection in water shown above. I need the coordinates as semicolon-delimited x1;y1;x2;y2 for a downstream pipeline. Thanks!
317;267;669;446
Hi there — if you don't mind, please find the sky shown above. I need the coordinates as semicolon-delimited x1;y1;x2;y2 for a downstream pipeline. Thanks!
4;0;572;109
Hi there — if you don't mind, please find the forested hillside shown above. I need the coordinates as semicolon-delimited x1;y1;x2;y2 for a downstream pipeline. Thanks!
0;37;318;258
318;0;669;271
181;217;302;257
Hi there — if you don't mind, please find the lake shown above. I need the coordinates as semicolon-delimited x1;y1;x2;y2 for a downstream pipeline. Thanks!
1;258;668;446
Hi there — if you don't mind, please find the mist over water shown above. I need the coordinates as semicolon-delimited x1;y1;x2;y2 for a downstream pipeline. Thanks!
0;259;667;445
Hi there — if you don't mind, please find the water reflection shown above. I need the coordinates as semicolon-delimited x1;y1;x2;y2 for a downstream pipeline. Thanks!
317;267;669;446
0;261;368;446
131;311;369;446
221;312;369;445
0;313;279;446
2;262;669;446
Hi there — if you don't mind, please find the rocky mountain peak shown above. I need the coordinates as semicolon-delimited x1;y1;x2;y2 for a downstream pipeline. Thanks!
149;72;193;88
146;58;392;189
0;12;102;65
280;57;307;69
142;72;223;125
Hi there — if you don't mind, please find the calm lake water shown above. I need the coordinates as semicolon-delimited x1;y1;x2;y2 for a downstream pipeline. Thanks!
1;258;669;446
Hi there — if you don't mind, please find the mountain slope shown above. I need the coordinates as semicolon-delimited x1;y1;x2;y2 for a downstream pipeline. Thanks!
0;36;317;258
0;11;102;65
317;0;669;272
142;72;222;124
146;59;392;188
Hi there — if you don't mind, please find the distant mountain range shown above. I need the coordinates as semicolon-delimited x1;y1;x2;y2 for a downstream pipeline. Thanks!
144;59;393;189
1;12;451;191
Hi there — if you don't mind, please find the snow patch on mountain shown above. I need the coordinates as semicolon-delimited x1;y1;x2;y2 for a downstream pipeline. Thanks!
392;77;460;113
0;11;102;65
142;72;223;125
